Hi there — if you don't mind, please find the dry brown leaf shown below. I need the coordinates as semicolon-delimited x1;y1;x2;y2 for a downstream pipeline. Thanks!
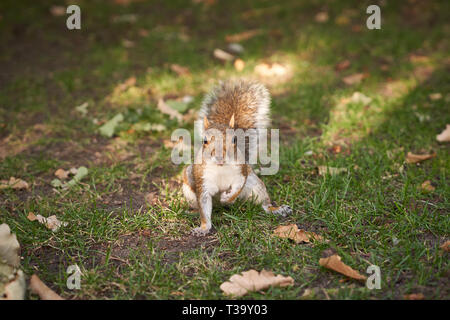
114;76;137;94
234;58;245;71
170;64;190;76
315;12;329;23
428;93;442;101
213;48;235;62
405;152;436;164
0;177;29;190
440;240;450;252
54;168;69;180
319;254;366;281
335;60;351;72
273;224;323;243
342;73;367;85
35;215;68;232
420;180;435;192
220;269;293;297
436;124;450;142
50;6;65;16
29;274;64;300
404;293;425;300
27;212;37;222
225;29;262;42
317;166;348;176
254;62;289;77
157;98;183;122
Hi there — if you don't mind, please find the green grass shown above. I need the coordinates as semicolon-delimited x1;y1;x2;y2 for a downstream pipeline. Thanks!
0;0;449;299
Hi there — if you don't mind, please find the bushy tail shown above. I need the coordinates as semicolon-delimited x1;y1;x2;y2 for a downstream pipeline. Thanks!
197;79;271;133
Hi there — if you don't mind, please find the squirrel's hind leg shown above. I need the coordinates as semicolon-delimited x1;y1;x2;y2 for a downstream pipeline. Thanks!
182;165;198;209
239;169;292;217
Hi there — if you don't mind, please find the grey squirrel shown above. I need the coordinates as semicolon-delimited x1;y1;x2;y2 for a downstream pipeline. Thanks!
182;79;292;236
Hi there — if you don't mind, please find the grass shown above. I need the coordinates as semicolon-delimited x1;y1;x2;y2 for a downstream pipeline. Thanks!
0;0;449;299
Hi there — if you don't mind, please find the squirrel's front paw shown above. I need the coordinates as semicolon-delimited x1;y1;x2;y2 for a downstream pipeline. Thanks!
266;204;293;217
191;227;211;237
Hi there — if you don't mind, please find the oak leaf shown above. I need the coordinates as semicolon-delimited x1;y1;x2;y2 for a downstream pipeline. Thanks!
274;224;323;243
220;269;293;297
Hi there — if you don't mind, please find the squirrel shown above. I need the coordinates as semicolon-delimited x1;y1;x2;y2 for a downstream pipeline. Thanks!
182;79;292;236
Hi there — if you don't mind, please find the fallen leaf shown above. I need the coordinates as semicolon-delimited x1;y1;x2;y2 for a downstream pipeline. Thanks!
273;224;323;243
254;62;288;77
315;11;329;23
404;293;425;300
420;180;435;192
342;73;367;85
335;60;351;72
319;254;366;281
157;99;183;122
29;274;64;300
27;212;37;222
170;64;190;76
220;269;293;297
0;177;29;190
99;113;124;137
213;48;235;62
225;29;262;42
317;166;348;176
436;124;450;142
429;93;442;101
64;166;88;187
35;215;68;232
405;152;436;164
234;58;245;71
54;168;69;180
114;77;137;94
122;39;135;48
50;5;65;16
349;92;372;105
138;28;149;37
440;240;450;252
335;15;350;26
75;102;89;116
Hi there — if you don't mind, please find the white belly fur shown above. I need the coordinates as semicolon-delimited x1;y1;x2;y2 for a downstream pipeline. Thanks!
202;164;242;196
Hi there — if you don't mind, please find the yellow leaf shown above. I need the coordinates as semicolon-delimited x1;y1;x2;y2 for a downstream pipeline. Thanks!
420;180;435;192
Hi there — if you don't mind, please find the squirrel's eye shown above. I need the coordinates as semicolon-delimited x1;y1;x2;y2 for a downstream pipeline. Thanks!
203;137;208;145
232;136;237;144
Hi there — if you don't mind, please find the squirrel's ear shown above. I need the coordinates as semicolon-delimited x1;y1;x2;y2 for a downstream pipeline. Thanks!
229;113;235;128
203;116;210;129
